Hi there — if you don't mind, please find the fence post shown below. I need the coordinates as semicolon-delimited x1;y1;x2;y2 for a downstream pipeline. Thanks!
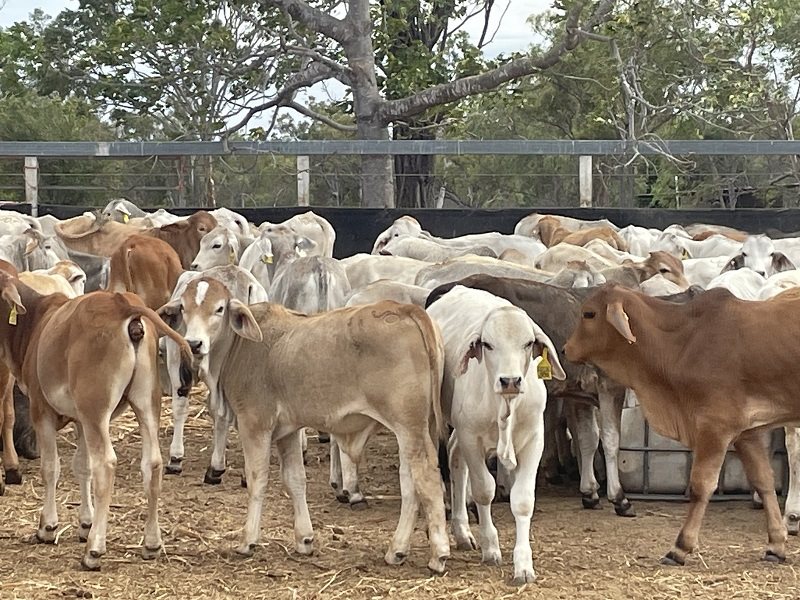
579;155;592;207
24;156;39;217
297;155;310;206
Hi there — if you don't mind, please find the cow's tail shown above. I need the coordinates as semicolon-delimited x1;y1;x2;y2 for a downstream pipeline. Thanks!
124;303;193;397
109;241;136;294
406;306;447;443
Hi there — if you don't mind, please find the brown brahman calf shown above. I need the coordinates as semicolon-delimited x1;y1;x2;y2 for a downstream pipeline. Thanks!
0;272;192;570
565;284;797;566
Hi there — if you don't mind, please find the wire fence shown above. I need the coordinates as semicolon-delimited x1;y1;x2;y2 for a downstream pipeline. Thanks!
0;141;798;209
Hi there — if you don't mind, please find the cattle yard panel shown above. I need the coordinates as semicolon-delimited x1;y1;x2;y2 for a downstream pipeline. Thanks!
0;139;799;209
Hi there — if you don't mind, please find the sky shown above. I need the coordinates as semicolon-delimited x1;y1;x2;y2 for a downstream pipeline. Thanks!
0;0;550;58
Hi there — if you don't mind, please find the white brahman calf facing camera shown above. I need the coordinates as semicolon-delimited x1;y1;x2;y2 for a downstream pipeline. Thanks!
426;285;565;585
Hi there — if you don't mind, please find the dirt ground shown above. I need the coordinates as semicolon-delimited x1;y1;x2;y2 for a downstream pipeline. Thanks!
1;390;798;600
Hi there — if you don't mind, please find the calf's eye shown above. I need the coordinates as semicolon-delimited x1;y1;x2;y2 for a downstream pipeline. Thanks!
215;306;224;315
481;341;494;351
583;311;596;319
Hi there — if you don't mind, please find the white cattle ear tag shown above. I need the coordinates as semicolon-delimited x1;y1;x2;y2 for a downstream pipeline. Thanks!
537;347;552;380
8;305;17;326
260;254;273;265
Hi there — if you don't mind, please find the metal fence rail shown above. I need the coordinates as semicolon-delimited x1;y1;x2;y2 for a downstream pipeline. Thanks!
1;140;798;213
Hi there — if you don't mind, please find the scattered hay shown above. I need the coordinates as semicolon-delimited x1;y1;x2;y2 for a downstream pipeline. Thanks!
0;388;798;599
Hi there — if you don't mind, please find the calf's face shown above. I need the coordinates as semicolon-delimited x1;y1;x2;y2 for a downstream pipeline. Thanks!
158;278;261;374
191;227;237;271
565;288;637;366
465;306;565;396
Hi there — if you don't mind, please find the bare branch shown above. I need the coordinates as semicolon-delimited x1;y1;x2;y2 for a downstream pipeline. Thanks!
283;100;358;131
380;0;616;121
224;62;337;136
264;0;350;44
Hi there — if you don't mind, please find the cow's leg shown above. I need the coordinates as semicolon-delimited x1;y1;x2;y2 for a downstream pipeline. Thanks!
329;435;345;501
661;433;730;566
71;424;94;543
33;409;60;543
509;434;545;586
165;342;187;475
130;391;164;561
784;427;800;535
541;399;562;483
337;424;378;508
464;440;501;566
276;430;314;555
80;417;116;571
735;431;788;562
204;409;229;485
236;424;272;556
0;369;20;485
568;404;601;509
598;387;634;517
384;452;419;566
448;434;477;551
388;431;449;574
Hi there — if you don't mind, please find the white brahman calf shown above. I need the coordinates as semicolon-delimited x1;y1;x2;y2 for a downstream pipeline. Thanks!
722;234;795;277
427;286;565;585
706;268;767;300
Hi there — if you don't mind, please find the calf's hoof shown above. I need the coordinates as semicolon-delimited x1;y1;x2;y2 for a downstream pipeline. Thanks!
78;523;92;543
33;524;58;544
763;550;786;564
613;498;636;517
511;569;536;586
240;477;248;489
203;467;225;485
660;551;685;566
786;514;800;536
317;432;330;444
581;494;600;510
296;537;314;555
427;555;448;575
142;544;162;560
80;551;103;572
455;536;477;551
349;499;368;511
235;543;256;558
164;458;183;475
482;551;502;566
4;469;22;485
752;499;764;510
384;549;409;566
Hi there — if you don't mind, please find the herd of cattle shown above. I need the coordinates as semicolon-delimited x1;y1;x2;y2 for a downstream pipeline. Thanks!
0;200;799;583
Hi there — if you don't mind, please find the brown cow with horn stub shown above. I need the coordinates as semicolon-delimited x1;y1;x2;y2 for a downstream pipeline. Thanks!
565;283;798;566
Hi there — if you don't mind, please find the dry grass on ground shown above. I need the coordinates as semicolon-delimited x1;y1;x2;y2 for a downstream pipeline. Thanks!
0;389;798;599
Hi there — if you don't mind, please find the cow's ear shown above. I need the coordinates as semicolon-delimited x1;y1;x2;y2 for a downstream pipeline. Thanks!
459;337;483;374
294;236;316;257
157;299;182;329
721;254;744;273
23;229;43;255
772;252;795;273
1;280;26;317
606;301;636;344
228;299;262;342
531;323;567;380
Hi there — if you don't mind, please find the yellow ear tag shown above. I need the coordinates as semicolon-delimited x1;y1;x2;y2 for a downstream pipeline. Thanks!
8;305;17;326
537;347;552;380
122;214;129;224
681;248;689;260
260;254;273;265
228;249;235;263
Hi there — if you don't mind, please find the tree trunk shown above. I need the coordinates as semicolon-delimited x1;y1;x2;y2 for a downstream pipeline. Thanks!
394;122;435;208
343;0;394;208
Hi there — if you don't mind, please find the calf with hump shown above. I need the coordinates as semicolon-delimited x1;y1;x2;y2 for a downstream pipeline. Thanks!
427;285;565;585
158;278;451;574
